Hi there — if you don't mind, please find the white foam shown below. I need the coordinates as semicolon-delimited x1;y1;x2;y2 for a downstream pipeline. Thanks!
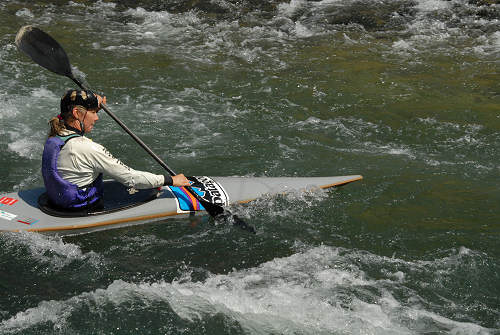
414;0;451;12
110;5;290;67
7;137;41;159
233;186;331;222
0;85;57;159
278;0;307;18
292;115;495;171
1;245;494;334
392;39;416;52
473;30;500;55
93;0;116;10
293;116;420;159
15;8;34;19
112;234;168;252
30;87;58;100
68;1;85;7
5;124;45;159
294;21;315;38
126;6;172;22
417;118;485;147
0;99;20;120
0;299;71;333
294;116;362;138
385;0;500;58
0;232;103;271
492;31;500;48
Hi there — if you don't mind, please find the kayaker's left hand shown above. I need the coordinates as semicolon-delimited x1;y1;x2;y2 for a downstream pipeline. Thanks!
172;174;191;187
95;94;106;110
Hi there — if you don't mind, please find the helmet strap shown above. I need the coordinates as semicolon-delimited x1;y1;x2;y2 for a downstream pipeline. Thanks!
79;111;88;134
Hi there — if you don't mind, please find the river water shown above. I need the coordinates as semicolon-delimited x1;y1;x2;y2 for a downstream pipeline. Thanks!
0;0;499;334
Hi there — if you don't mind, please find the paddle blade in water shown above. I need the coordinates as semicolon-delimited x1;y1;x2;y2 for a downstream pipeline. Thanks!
198;196;256;233
15;25;73;77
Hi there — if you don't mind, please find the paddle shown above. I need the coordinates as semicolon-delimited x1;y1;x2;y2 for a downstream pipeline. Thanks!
15;25;255;234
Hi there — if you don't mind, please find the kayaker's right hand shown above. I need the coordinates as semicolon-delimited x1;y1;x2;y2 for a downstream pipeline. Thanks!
172;174;191;187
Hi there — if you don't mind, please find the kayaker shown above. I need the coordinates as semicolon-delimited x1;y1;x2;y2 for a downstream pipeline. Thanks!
42;88;190;210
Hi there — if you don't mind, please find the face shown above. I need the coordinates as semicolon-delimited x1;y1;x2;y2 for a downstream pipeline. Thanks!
72;107;99;133
83;109;99;133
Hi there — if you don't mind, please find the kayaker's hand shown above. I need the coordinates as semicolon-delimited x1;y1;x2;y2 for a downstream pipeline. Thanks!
95;94;106;110
172;174;191;187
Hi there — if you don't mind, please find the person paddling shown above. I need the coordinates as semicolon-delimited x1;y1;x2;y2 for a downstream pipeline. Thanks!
42;89;190;210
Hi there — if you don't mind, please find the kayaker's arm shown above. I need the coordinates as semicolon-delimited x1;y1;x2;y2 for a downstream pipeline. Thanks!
83;140;188;189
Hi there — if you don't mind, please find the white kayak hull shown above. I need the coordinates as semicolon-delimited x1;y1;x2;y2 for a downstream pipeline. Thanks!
0;175;362;235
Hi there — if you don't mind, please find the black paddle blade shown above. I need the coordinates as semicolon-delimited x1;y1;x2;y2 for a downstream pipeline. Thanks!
15;25;73;77
198;197;256;234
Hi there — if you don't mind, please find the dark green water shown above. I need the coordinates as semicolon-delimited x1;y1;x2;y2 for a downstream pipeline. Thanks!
0;0;499;334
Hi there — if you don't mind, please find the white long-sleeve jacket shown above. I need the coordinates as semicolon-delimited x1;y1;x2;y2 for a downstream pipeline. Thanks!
56;130;167;189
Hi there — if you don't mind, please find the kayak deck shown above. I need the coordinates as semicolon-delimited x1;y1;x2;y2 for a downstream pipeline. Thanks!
0;175;362;235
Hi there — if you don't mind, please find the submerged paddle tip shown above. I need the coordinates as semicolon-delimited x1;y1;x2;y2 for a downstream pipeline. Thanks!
215;210;256;234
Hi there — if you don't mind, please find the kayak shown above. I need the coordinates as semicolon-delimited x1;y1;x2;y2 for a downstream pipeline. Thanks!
0;175;362;235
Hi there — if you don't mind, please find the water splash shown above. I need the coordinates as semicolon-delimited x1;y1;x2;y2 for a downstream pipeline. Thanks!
1;245;496;334
0;232;103;271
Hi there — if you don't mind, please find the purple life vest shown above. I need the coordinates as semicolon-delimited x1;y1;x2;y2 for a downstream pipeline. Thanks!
41;134;103;209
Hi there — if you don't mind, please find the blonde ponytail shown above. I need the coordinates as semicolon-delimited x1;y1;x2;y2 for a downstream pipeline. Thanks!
48;117;66;137
47;105;87;137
